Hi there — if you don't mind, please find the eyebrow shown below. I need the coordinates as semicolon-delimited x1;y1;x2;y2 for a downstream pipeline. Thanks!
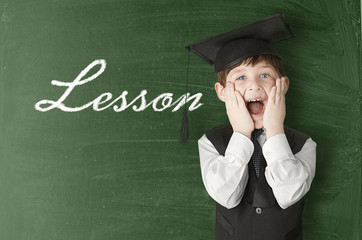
258;65;274;69
230;65;273;75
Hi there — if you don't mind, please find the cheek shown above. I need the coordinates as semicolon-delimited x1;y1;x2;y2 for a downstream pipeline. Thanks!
263;80;276;93
225;74;234;83
233;81;246;94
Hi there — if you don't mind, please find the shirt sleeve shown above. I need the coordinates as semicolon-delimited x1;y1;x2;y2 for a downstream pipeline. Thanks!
198;132;254;209
263;134;317;209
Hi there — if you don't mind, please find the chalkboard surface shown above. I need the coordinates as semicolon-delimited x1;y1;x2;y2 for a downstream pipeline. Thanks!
0;0;360;239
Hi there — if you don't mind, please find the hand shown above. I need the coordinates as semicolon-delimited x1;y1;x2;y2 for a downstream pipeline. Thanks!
263;77;288;139
224;82;254;138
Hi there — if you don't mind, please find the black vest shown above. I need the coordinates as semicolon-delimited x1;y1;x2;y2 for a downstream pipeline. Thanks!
205;123;310;240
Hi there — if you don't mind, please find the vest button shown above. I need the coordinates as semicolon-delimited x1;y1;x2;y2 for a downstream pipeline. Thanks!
256;207;262;214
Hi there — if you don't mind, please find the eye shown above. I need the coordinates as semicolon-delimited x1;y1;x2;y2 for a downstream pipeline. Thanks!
236;75;246;81
260;73;269;78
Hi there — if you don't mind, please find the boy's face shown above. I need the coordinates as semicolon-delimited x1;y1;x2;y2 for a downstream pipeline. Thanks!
216;60;287;129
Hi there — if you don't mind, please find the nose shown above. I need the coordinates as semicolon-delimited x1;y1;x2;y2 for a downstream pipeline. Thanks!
247;78;262;92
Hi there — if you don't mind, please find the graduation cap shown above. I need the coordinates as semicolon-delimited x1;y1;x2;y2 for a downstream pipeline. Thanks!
180;13;295;142
186;13;295;72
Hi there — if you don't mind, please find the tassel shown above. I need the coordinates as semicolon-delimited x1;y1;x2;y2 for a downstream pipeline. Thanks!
180;50;191;143
181;109;188;142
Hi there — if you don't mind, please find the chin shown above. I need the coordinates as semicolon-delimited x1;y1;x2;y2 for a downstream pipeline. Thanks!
252;116;264;129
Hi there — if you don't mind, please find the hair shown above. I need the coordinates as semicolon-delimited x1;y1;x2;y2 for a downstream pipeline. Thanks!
216;54;285;86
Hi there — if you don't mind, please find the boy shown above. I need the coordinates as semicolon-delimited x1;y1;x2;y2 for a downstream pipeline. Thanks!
187;14;316;240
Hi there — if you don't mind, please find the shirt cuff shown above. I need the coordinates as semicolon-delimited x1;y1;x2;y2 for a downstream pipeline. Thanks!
263;134;294;164
225;132;254;163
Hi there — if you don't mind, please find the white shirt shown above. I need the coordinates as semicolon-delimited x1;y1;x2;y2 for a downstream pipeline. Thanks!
198;130;316;210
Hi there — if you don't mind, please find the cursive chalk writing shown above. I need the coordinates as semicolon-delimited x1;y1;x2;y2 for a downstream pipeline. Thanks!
35;59;203;112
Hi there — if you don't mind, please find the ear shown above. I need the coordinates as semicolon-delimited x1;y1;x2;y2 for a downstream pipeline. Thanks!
215;82;225;102
284;76;290;94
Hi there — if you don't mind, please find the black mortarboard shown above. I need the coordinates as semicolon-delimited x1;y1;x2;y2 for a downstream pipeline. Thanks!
180;13;295;142
186;13;296;72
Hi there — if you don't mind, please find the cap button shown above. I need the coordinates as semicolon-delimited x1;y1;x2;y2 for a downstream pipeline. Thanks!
256;207;262;214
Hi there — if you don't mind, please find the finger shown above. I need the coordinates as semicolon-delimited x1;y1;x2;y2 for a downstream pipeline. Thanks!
224;82;233;101
281;77;285;94
224;82;230;100
279;78;285;102
275;78;281;103
234;90;246;109
269;86;276;104
224;87;232;111
282;77;288;95
226;82;237;105
225;82;237;110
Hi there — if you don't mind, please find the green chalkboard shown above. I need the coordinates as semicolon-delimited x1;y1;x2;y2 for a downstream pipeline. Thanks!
0;0;360;239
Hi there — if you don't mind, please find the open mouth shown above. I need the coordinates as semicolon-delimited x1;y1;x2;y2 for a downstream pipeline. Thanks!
246;99;264;115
